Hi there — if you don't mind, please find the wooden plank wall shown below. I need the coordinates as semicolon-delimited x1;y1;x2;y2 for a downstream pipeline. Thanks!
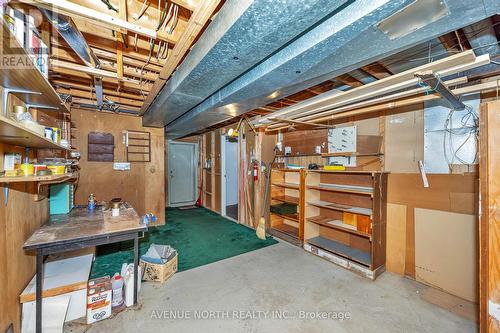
479;100;500;332
0;143;49;332
71;108;165;224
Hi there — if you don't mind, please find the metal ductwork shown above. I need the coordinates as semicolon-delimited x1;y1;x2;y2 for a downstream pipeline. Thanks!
142;0;352;127
41;9;105;107
155;0;500;138
41;9;100;68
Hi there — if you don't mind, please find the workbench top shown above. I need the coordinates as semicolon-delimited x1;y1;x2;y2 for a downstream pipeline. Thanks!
24;205;146;250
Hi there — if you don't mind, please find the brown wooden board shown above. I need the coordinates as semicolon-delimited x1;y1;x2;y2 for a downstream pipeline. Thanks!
282;129;328;156
88;132;114;162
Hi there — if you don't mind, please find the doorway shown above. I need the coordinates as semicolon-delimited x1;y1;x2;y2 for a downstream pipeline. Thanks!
168;140;198;207
221;135;239;221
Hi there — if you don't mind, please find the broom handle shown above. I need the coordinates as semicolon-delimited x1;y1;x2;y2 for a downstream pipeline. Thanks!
261;150;277;217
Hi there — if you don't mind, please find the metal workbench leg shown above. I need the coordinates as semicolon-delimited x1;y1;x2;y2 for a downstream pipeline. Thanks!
133;234;139;305
35;249;43;333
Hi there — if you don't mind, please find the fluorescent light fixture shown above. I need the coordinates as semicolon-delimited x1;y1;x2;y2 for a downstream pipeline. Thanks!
377;0;449;40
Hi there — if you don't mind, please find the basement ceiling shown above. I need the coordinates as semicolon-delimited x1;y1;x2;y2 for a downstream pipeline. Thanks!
139;0;500;138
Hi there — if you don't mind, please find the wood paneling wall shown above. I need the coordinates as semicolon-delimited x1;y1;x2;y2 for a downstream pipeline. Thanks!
71;108;165;224
0;144;49;332
479;100;500;332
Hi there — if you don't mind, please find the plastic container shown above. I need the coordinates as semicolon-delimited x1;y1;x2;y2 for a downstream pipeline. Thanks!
20;163;34;176
111;274;124;308
47;165;65;175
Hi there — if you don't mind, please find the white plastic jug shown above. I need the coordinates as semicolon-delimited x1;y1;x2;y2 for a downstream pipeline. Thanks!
111;274;124;308
121;263;142;307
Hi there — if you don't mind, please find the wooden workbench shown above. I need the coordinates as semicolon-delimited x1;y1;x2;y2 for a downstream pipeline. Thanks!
24;204;147;333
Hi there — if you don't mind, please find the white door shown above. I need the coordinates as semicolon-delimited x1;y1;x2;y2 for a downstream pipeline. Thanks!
221;135;239;221
168;141;198;207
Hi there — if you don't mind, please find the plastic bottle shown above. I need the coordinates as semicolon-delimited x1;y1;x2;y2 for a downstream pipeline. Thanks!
111;273;124;308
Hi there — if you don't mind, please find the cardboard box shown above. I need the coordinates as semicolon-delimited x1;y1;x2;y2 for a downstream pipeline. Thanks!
87;277;112;324
140;253;178;283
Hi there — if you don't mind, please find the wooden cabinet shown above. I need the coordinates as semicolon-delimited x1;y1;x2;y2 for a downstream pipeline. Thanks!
304;170;387;279
268;169;305;246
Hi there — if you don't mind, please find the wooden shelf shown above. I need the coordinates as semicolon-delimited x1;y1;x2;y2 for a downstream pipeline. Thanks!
307;184;373;196
0;172;77;184
0;20;69;114
271;211;299;223
272;168;303;172
271;223;299;239
307;236;371;267
321;152;384;157
307;200;372;216
307;216;371;239
307;170;382;175
272;182;300;190
272;195;299;205
0;116;70;150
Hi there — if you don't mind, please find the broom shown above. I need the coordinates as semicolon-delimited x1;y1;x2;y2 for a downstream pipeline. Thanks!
256;147;278;240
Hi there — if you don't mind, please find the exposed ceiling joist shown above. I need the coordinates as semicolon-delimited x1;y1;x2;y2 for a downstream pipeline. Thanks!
51;79;145;101
140;0;222;114
20;0;177;43
360;63;393;80
56;86;143;107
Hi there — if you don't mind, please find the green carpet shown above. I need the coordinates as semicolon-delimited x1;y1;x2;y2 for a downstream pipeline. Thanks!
91;207;277;278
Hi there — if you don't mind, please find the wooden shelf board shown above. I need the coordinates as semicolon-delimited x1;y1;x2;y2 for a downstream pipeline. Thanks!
307;170;382;175
271;223;299;239
272;195;299;205
307;236;371;267
321;152;384;157
307;216;371;239
0;172;77;184
272;168;303;172
1;20;69;114
307;200;372;216
307;184;373;196
0;116;70;150
272;182;300;190
271;211;299;223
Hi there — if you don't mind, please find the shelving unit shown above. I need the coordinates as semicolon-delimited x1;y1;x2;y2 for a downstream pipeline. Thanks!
269;168;305;246
0;172;77;184
304;170;387;279
0;20;69;114
0;116;70;150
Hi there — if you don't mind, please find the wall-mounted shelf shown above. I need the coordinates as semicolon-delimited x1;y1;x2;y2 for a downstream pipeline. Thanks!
0;20;69;114
0;172;77;184
272;195;299;205
307;199;373;217
271;182;300;190
306;184;373;196
0;116;70;150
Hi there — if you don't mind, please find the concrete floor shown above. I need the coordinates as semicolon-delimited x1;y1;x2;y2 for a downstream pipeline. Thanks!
68;241;477;333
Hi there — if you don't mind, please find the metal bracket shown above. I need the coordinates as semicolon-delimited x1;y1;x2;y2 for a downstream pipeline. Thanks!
25;104;58;113
2;87;42;116
414;71;466;110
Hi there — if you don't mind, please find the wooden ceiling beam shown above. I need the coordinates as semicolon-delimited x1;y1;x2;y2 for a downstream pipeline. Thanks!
51;45;158;80
71;97;141;112
20;0;177;44
140;0;222;114
51;79;144;101
438;32;461;54
57;87;143;108
361;63;393;80
49;66;152;92
336;73;364;88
